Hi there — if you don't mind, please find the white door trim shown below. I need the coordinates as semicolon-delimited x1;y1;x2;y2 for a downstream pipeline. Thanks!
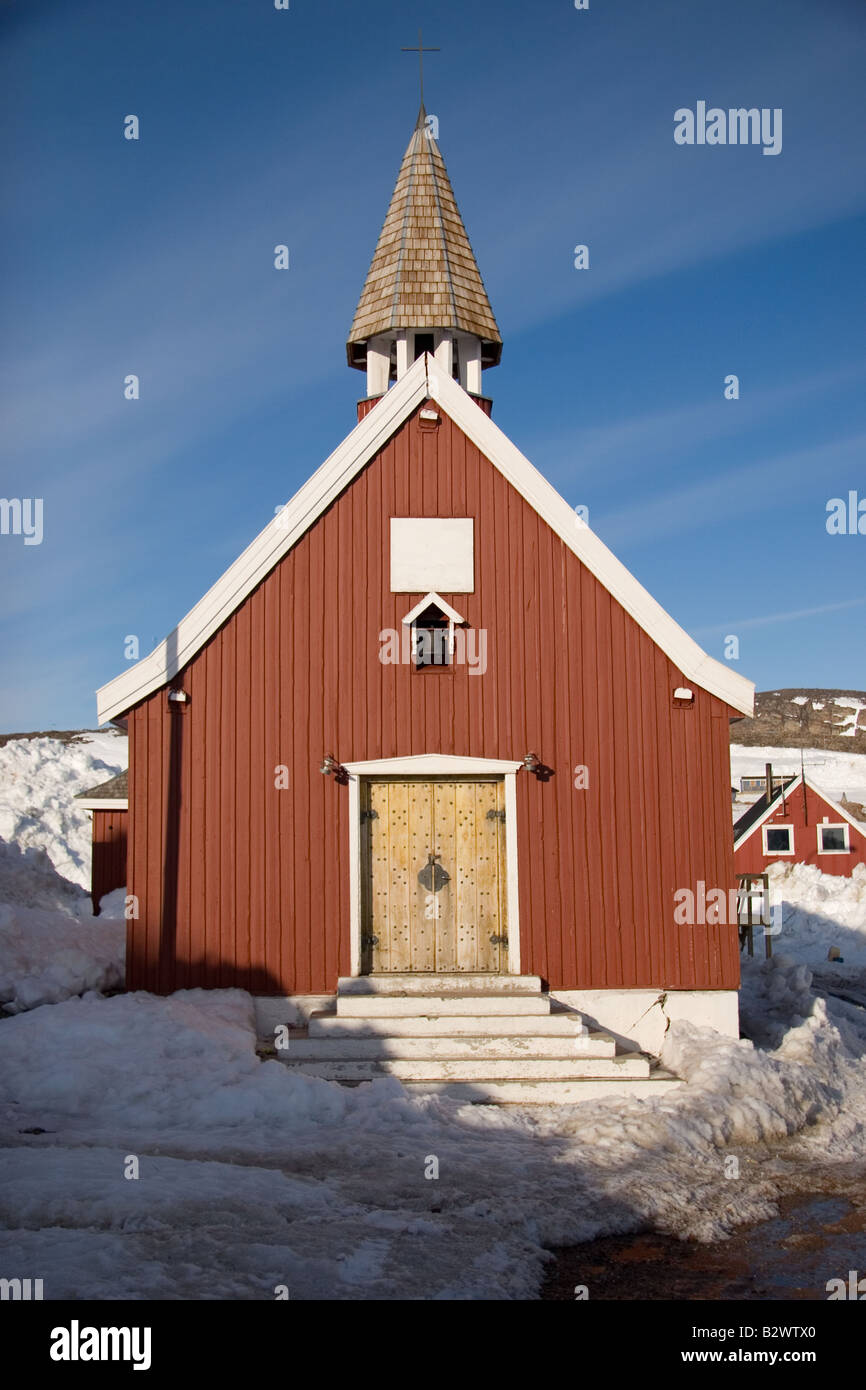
343;755;522;976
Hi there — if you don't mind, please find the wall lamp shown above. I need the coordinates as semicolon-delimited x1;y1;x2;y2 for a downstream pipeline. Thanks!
320;754;348;780
522;752;541;772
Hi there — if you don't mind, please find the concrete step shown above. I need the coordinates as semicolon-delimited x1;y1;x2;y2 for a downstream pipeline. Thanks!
337;974;543;996
309;1011;587;1038
402;1074;683;1105
281;1055;651;1082
285;1032;617;1061
335;993;551;1018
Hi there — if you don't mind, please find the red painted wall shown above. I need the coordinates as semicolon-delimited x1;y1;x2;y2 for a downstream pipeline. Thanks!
91;809;127;914
734;782;866;876
125;402;742;995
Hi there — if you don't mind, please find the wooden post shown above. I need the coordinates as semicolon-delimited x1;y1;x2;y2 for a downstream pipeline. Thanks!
760;872;772;958
737;871;773;958
736;873;754;956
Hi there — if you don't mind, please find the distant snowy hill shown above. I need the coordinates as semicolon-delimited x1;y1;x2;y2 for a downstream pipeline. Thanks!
729;689;866;824
732;689;866;754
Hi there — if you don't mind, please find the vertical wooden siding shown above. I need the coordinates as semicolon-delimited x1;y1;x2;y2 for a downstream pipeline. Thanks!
91;810;127;913
127;404;741;995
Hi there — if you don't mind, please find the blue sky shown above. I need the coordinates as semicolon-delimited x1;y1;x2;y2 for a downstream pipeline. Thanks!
1;0;865;730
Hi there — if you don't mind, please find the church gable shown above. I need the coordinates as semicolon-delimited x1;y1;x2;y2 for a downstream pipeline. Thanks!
125;398;739;785
98;360;753;723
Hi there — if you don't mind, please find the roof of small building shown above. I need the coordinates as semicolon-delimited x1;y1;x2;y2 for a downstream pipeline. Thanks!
733;772;866;849
347;107;501;365
76;769;128;801
733;776;797;840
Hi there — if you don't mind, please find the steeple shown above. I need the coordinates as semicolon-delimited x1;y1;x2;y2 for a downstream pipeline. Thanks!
347;110;502;401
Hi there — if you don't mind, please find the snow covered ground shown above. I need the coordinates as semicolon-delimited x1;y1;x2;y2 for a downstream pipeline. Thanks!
0;951;864;1299
0;733;864;1299
0;958;864;1300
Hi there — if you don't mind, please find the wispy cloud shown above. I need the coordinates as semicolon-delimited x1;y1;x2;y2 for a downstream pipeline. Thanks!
531;361;866;487
694;595;866;637
592;431;866;549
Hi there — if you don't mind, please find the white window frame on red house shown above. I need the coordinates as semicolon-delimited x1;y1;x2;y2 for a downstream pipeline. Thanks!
817;822;850;854
762;823;794;855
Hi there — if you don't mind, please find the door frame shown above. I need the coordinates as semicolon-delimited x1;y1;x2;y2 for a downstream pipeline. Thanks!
342;754;523;977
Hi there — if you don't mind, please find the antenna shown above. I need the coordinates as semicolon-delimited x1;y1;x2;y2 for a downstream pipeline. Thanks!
801;748;808;825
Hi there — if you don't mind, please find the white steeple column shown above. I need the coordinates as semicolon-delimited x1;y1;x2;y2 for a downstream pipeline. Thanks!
434;332;453;379
366;338;391;397
395;330;410;380
461;336;482;395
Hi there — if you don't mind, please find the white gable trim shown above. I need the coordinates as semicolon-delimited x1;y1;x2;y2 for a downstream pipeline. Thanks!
97;354;754;722
400;592;465;626
734;773;866;851
76;798;129;812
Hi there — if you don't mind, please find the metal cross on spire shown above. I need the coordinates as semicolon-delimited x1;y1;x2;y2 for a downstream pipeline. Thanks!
401;28;440;107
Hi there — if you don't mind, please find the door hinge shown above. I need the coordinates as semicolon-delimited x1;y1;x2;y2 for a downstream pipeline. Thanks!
486;809;506;821
360;809;379;822
489;933;509;946
361;933;379;947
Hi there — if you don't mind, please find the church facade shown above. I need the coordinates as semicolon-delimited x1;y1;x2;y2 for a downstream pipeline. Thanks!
96;110;754;1052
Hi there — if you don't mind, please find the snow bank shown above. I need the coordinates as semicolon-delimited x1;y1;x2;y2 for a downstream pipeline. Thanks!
0;731;126;888
0;989;349;1130
0;838;124;1014
766;860;866;968
1;954;864;1297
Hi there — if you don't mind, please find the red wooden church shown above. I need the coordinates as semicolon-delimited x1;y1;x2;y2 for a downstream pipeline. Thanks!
95;109;755;1090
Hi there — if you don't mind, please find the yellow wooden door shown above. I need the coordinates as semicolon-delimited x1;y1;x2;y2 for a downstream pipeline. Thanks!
361;779;507;973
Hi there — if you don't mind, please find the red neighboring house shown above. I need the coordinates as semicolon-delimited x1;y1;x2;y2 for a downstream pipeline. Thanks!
92;107;755;1068
75;770;128;914
734;773;866;875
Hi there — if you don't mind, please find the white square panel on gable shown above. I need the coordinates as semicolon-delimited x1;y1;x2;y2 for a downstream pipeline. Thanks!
390;518;474;593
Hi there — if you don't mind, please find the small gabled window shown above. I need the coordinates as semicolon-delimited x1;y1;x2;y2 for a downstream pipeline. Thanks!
818;823;850;854
401;591;465;674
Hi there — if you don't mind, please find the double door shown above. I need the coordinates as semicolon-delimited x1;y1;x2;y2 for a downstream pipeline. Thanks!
360;778;508;973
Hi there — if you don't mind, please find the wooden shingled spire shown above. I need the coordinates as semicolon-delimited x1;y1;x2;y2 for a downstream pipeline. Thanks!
347;108;502;370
